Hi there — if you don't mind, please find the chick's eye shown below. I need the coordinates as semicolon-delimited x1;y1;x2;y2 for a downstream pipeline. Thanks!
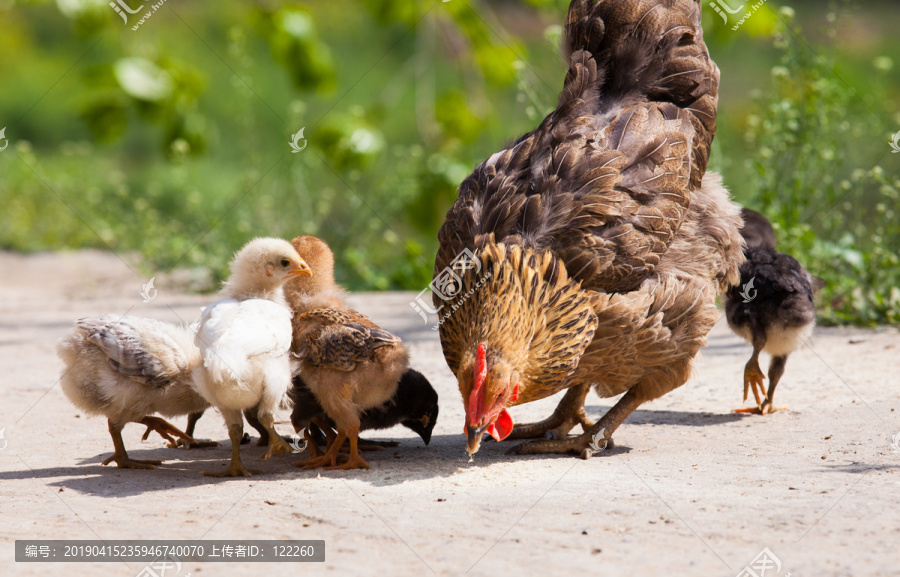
280;259;290;267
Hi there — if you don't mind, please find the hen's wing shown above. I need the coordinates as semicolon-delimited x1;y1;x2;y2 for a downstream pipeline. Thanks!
196;299;293;383
436;0;717;295
294;308;401;372
76;316;192;387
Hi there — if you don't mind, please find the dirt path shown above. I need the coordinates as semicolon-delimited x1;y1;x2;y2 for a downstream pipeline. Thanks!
1;250;898;577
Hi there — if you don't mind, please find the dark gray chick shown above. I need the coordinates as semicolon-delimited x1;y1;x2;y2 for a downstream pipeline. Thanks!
724;208;824;414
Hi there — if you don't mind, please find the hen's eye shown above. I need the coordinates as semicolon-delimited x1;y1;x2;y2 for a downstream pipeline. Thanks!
280;259;290;267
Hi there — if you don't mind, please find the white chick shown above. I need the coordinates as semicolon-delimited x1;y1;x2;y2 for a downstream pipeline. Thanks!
58;315;213;469
192;237;311;477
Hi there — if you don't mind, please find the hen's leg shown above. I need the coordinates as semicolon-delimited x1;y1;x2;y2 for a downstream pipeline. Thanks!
325;425;369;470
201;410;259;477
507;383;593;440
507;389;643;458
102;420;163;469
759;354;788;415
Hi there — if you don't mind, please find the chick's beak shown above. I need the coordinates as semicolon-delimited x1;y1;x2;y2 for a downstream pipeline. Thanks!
288;259;313;277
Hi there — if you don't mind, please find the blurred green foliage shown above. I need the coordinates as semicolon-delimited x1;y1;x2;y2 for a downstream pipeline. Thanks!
0;0;898;324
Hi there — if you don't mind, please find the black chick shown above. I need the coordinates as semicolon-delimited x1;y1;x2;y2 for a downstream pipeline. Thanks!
288;368;439;455
192;369;439;451
724;209;824;414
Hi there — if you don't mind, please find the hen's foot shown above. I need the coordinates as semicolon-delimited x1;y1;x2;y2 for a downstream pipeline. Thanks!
508;384;593;441
101;453;163;469
506;431;611;459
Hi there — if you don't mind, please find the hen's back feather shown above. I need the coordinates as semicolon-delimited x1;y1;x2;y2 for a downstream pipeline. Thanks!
436;0;721;296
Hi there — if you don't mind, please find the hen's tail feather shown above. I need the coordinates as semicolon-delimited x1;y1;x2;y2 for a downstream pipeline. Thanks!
561;0;718;186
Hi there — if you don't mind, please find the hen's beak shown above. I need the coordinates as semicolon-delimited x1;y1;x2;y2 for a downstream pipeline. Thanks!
466;423;490;456
288;259;313;277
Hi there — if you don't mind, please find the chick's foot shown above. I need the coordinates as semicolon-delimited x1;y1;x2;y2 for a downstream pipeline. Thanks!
101;452;164;469
139;416;197;447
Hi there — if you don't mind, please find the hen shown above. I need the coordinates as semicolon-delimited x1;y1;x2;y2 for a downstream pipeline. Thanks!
725;208;823;414
192;238;311;477
434;0;744;458
58;315;214;469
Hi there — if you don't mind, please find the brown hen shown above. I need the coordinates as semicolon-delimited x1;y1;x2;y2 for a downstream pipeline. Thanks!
434;0;744;458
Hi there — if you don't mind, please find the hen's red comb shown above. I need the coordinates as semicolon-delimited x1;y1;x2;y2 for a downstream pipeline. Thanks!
474;343;487;390
468;343;488;422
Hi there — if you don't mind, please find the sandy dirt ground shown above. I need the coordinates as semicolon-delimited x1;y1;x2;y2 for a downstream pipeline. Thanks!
0;250;898;577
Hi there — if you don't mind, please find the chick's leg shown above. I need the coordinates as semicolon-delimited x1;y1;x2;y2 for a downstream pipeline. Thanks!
759;354;789;415
508;388;643;458
139;416;195;446
507;383;593;441
201;410;259;477
244;403;270;447
169;411;221;449
259;411;294;460
325;425;369;470
303;429;347;469
734;333;768;414
102;420;163;469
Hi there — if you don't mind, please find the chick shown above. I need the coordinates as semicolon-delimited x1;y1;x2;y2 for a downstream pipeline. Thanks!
290;368;439;457
283;235;348;314
182;235;348;449
282;235;416;469
291;308;409;470
725;209;824;414
192;238;311;477
58;315;214;469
